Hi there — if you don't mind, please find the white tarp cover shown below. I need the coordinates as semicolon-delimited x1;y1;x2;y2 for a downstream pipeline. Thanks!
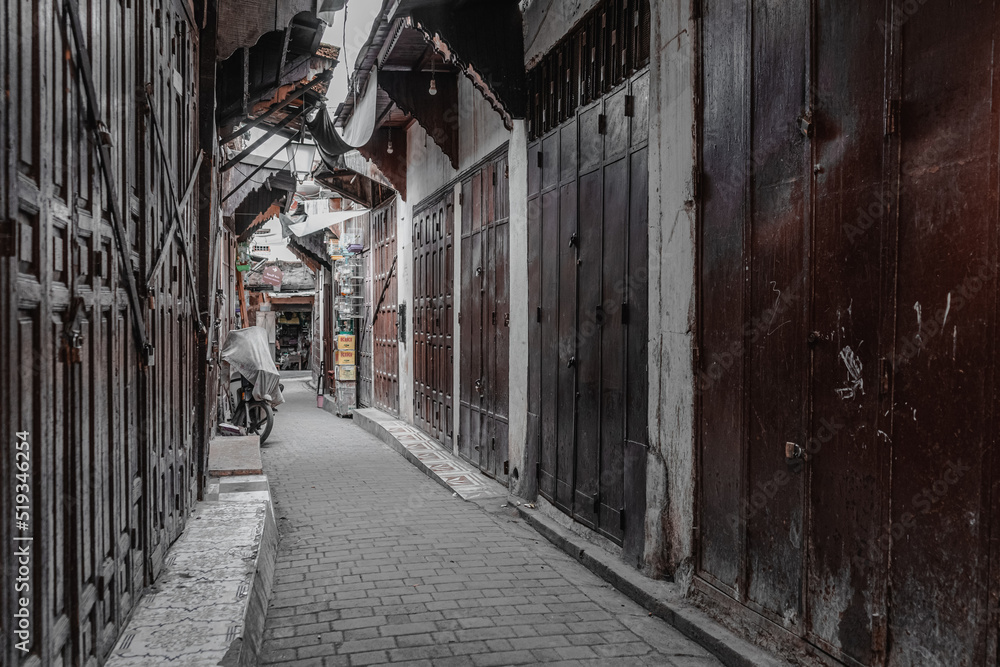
340;66;378;147
221;327;285;406
288;209;369;237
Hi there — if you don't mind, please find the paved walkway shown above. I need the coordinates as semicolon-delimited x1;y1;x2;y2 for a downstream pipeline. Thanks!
259;379;721;667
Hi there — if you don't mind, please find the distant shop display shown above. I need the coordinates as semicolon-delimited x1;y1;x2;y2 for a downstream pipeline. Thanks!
276;312;311;370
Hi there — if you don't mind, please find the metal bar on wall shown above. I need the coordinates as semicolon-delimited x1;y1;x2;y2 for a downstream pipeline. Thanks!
63;0;154;363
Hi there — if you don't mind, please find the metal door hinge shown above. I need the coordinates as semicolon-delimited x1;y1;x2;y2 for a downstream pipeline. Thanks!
537;151;543;168
621;302;629;325
624;95;634;117
885;99;900;136
692;166;701;200
598;114;607;135
619;507;625;530
459;192;464;206
536;306;542;323
593;494;600;514
504;460;509;475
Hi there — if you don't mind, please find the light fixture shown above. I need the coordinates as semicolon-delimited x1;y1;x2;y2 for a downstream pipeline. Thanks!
386;129;394;154
429;58;438;96
285;141;318;182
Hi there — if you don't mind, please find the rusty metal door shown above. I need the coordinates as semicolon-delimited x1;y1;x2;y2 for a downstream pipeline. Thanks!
0;0;200;664
372;198;399;415
697;1;1000;664
459;154;510;481
527;69;649;553
413;192;454;445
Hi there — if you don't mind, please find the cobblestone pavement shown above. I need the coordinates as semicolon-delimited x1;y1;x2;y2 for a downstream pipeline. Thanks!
259;379;721;667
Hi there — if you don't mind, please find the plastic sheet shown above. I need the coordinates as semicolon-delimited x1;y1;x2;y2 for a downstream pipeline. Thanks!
220;327;285;406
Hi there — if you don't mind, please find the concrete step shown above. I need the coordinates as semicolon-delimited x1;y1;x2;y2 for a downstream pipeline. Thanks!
106;493;277;666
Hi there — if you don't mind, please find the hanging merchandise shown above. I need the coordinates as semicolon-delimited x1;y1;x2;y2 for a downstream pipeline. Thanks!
236;242;251;271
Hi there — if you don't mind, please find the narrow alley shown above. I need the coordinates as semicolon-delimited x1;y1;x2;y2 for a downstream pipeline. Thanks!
7;1;1000;665
258;377;719;667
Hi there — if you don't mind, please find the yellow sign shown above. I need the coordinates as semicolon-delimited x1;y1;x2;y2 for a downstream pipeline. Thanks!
337;334;355;350
336;365;356;381
336;350;355;365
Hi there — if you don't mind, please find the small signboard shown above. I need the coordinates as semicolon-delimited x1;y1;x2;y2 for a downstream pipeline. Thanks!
336;365;356;381
261;265;283;287
336;349;355;365
337;334;355;350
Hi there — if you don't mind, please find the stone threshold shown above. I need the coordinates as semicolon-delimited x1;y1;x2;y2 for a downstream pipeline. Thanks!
353;407;507;501
515;503;787;667
106;477;277;667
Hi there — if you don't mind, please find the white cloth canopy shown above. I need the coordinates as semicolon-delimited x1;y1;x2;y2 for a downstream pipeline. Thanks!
287;209;369;237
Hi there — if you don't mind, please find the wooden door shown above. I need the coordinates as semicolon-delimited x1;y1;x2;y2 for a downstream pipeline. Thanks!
697;2;1000;664
413;192;454;445
372;199;399;415
359;248;374;408
527;69;649;552
0;0;199;664
459;154;511;481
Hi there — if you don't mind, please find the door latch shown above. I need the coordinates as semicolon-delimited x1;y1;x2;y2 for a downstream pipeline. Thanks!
785;441;807;462
567;356;576;368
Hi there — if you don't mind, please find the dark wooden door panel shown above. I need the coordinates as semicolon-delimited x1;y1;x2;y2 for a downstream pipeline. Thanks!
888;2;997;664
698;0;750;592
1;2;199;664
698;1;1000;664
598;156;627;542
539;188;561;500
575;170;601;527
413;192;454;446
805;3;888;662
744;0;809;623
372;200;399;415
459;153;511;481
527;70;649;546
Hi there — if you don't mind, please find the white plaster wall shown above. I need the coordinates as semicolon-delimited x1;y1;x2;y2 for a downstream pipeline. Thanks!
394;192;415;424
645;1;697;583
399;75;513;445
507;120;529;488
457;77;509;171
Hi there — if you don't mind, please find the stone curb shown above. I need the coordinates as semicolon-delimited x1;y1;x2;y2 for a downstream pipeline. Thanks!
515;505;787;667
352;407;507;500
353;408;460;496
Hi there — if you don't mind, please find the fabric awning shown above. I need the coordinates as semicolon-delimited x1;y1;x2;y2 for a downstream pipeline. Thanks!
288;209;369;237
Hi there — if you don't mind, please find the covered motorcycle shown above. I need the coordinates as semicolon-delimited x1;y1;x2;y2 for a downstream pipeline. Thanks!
220;327;284;407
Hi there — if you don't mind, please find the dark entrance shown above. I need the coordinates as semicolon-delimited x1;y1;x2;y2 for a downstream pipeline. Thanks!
413;191;454;445
697;2;1000;665
459;153;511;481
526;31;650;557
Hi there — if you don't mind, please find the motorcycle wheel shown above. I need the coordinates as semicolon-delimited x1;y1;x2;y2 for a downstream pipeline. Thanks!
246;403;274;443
